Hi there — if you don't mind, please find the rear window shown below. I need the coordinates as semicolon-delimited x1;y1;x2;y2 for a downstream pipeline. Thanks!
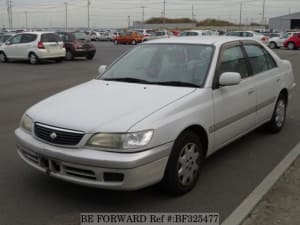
72;32;89;40
41;33;60;42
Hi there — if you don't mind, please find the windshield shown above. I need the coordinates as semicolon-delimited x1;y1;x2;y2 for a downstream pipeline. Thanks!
100;44;214;88
73;32;89;40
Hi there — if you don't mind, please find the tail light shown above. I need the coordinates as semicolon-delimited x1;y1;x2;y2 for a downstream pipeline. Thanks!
261;36;268;42
37;41;45;49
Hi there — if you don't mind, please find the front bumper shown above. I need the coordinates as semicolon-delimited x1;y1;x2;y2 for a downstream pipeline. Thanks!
15;128;172;190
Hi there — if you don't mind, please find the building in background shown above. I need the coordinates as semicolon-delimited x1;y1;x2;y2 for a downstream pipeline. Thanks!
269;12;300;32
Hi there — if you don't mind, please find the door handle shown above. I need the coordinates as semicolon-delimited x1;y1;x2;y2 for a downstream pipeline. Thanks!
248;88;255;95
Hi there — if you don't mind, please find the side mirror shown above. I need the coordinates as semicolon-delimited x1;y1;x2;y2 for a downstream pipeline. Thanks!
98;65;107;75
219;72;241;86
5;41;10;45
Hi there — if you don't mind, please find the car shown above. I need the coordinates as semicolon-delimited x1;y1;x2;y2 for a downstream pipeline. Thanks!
89;31;101;41
143;30;174;42
15;36;296;195
57;31;96;60
0;32;65;64
283;32;300;50
225;31;268;44
0;33;14;45
132;29;154;37
180;30;216;37
268;32;298;49
113;31;144;45
97;32;111;41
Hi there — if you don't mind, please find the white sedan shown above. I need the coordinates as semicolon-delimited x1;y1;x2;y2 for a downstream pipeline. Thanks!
268;32;299;49
15;36;296;195
225;31;268;44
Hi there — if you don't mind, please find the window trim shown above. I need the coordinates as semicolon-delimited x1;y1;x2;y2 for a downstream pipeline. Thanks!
241;40;278;76
212;41;252;89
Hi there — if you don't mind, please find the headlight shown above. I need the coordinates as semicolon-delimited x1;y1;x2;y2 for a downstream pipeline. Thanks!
87;130;153;150
21;114;33;132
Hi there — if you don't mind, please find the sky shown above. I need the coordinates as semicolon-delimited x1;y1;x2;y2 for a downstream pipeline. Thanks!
0;0;300;28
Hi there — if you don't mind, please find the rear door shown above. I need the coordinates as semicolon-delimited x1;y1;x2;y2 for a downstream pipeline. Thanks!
242;41;281;124
41;33;63;56
212;42;257;149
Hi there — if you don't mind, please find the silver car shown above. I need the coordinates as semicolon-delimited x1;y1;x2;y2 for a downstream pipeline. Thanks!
15;36;296;195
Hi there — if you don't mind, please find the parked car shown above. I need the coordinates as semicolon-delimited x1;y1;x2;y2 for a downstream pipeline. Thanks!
98;32;111;41
180;30;216;37
0;33;14;45
15;36;295;195
268;32;298;49
89;31;101;41
0;32;65;64
143;30;174;41
113;31;144;45
283;32;300;50
225;31;268;44
57;31;96;60
132;29;154;37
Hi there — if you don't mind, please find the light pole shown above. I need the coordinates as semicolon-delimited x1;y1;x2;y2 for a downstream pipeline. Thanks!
64;2;68;31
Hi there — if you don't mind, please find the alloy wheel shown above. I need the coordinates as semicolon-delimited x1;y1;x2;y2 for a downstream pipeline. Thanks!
177;143;200;186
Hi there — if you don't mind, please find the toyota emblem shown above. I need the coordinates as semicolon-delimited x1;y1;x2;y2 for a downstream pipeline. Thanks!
50;132;57;140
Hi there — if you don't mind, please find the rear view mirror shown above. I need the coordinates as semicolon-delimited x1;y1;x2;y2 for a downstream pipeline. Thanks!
98;65;107;75
219;72;241;86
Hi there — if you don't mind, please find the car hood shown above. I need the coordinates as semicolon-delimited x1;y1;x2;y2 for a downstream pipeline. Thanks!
28;79;196;133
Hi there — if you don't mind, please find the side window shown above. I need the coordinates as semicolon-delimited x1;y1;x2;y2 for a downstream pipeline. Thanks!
218;46;249;78
10;34;22;44
244;44;269;74
21;34;36;43
262;48;277;69
244;32;253;37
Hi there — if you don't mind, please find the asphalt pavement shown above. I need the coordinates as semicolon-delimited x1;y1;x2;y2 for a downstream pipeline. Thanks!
0;42;299;225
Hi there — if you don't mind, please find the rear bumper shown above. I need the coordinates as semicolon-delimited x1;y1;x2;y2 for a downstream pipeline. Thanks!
15;128;172;190
73;49;96;57
36;49;66;59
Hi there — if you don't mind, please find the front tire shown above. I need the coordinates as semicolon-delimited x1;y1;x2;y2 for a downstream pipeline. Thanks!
131;40;137;45
161;131;205;195
265;94;287;133
0;52;8;63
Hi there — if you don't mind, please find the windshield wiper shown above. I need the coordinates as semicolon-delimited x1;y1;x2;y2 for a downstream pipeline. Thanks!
150;81;200;88
102;77;150;84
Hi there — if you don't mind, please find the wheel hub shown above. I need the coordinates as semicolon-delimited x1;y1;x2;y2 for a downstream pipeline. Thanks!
177;143;199;186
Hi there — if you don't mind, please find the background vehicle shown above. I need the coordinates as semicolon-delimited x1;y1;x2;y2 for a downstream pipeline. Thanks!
57;31;96;60
132;29;154;37
284;32;300;50
98;32;111;41
0;32;65;64
268;32;298;49
89;31;101;41
180;30;217;37
143;30;174;41
113;31;144;45
225;31;268;44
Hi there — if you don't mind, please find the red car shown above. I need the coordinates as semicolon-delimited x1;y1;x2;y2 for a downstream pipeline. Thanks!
284;32;300;50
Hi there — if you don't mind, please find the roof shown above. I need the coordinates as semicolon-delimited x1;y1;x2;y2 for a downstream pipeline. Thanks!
143;36;253;45
270;11;300;20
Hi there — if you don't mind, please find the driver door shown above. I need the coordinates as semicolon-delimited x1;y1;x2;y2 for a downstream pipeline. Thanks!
5;34;22;58
212;42;257;149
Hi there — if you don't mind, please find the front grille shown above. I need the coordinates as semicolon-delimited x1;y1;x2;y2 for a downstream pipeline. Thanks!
34;123;84;146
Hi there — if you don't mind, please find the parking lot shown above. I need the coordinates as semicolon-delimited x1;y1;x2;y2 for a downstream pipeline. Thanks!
1;42;299;225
